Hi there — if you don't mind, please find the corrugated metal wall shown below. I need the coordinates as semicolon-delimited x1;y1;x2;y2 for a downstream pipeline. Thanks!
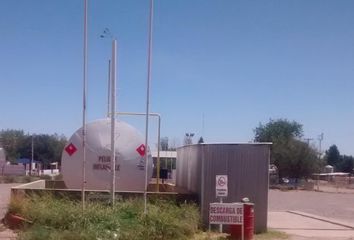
176;145;201;194
176;143;270;233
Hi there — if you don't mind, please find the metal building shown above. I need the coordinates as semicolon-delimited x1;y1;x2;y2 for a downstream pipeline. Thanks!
176;143;271;233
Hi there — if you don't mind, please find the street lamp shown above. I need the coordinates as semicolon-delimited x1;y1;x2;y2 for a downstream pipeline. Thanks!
185;133;195;145
101;28;118;205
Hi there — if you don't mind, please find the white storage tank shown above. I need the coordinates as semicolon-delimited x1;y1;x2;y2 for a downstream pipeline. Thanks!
61;118;152;191
324;165;334;173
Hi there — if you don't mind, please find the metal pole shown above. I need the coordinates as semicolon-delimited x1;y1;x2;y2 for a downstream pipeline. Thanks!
30;135;33;176
241;209;244;240
156;115;161;191
144;0;154;214
107;60;111;117
81;0;88;211
111;39;117;205
219;197;223;233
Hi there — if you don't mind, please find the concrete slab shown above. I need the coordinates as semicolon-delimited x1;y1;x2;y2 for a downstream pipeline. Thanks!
0;184;19;240
0;184;19;219
269;211;354;240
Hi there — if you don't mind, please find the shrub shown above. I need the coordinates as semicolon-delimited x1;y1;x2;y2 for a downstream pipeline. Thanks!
10;194;200;240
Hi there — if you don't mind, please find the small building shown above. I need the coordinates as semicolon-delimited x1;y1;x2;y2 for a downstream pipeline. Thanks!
0;148;25;176
151;150;177;181
176;143;271;233
17;158;41;175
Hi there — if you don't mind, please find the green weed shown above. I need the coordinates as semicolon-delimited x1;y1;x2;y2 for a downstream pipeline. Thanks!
10;194;200;240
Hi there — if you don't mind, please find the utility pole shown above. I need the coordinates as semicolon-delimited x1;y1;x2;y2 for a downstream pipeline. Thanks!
304;138;313;145
318;133;324;158
31;135;34;176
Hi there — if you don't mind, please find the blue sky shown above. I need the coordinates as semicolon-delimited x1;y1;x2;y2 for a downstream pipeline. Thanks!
1;0;354;155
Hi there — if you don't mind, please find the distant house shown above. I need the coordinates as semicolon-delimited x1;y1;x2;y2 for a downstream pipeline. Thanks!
16;158;42;175
0;148;26;176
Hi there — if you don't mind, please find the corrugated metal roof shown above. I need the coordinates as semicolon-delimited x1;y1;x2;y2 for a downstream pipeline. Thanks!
16;158;41;164
177;142;272;149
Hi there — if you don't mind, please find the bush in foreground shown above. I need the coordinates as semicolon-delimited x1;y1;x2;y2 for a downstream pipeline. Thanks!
8;194;200;240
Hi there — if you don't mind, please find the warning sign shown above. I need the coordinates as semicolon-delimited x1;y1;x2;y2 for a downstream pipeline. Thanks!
216;175;228;197
209;202;243;225
65;143;77;156
136;144;146;157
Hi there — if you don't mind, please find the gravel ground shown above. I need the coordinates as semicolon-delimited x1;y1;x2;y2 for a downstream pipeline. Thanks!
269;189;354;224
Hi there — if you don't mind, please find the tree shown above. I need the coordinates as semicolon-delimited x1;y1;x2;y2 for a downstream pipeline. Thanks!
254;119;320;180
324;145;354;173
325;145;341;169
274;139;320;179
254;118;303;143
0;129;67;166
339;155;354;173
0;129;26;162
198;137;204;144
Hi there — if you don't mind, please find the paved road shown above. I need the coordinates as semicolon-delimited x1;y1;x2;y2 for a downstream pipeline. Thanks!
269;189;354;224
269;189;354;240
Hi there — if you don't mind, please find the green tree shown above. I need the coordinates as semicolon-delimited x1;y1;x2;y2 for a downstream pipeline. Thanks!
325;145;341;169
0;129;67;166
254;119;303;143
0;129;26;162
339;155;354;173
29;134;67;166
275;139;320;179
254;119;320;180
324;145;354;173
198;137;204;144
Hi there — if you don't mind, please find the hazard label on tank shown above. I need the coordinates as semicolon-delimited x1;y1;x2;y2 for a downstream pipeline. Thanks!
136;144;146;157
65;143;77;156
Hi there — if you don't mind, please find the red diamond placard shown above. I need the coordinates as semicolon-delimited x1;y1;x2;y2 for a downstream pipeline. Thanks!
136;144;146;157
65;143;77;156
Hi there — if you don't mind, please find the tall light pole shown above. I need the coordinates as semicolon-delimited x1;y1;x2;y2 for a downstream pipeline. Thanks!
107;59;111;117
110;39;117;205
185;133;195;145
81;0;88;211
100;29;118;204
144;0;154;214
100;28;114;118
